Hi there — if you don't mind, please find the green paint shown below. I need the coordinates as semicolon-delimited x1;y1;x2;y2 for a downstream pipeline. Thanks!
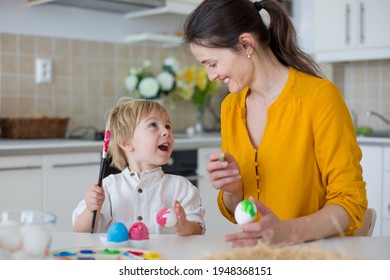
103;248;120;255
241;200;256;218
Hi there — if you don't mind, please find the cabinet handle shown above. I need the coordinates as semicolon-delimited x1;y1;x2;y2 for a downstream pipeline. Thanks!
346;3;351;45
51;162;100;168
359;2;365;44
0;166;41;171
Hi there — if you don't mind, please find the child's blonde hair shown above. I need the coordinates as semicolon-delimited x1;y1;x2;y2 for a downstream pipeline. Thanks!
106;97;171;170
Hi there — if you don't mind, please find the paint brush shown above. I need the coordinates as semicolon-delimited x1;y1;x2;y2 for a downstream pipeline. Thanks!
90;130;111;234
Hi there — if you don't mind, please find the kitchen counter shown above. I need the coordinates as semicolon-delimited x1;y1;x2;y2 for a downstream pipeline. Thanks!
357;136;390;145
2;134;389;157
0;132;222;156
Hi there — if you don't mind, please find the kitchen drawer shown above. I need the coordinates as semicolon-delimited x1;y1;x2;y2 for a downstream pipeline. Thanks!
382;220;390;237
0;155;42;211
383;172;390;220
384;147;390;171
43;152;101;167
0;155;42;169
43;152;101;231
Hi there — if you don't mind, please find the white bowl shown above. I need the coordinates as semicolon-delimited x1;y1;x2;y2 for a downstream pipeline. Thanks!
0;210;56;260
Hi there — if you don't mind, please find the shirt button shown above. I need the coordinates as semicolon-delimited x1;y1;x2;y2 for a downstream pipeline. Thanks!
137;188;142;193
130;172;135;176
137;216;143;221
256;176;260;180
254;162;259;166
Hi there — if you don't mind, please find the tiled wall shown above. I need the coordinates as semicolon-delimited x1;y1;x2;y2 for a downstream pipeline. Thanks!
332;60;390;131
2;32;390;136
0;32;226;135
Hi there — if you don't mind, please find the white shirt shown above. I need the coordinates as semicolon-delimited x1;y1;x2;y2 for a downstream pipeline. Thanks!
72;167;206;234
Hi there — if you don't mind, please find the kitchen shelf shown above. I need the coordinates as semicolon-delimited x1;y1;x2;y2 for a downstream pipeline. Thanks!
124;32;182;48
124;0;196;19
26;0;199;48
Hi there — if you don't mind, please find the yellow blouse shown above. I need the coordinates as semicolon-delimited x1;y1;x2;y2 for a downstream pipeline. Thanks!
217;68;367;235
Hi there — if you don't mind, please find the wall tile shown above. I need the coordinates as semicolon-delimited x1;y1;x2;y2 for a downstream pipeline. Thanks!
54;38;71;56
1;96;19;116
18;54;35;75
1;75;18;94
19;35;35;54
36;36;53;56
1;54;17;74
342;59;390;130
0;32;236;133
0;33;17;53
19;76;36;96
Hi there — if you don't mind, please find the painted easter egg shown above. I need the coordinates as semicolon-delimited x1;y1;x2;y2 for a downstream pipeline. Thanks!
128;222;150;249
234;199;257;225
107;222;129;243
156;208;177;228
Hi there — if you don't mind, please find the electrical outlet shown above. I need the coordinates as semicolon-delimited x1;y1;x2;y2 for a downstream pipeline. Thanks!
35;58;52;84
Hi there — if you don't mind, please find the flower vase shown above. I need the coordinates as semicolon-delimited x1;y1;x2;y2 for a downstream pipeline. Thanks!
194;107;205;134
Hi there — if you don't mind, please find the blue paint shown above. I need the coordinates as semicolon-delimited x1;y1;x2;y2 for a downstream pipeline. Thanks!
79;249;96;254
53;251;76;257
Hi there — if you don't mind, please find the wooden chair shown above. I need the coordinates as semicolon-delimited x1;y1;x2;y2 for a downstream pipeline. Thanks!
354;208;377;236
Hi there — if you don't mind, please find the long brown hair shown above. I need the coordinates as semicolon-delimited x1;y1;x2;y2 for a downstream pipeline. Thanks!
183;0;323;78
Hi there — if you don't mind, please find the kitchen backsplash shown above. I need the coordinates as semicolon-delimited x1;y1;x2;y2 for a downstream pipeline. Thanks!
0;32;226;134
1;32;390;134
333;60;390;131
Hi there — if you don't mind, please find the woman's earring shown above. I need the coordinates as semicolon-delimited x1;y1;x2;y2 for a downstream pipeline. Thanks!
247;54;251;59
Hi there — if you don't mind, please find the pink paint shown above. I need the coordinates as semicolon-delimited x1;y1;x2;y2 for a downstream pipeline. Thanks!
156;208;170;226
128;222;149;240
156;208;177;228
102;130;111;157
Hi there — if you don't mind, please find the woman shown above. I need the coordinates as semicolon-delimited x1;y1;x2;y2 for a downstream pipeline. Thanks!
183;0;367;246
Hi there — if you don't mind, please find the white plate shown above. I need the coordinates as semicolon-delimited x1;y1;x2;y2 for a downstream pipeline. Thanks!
99;234;129;247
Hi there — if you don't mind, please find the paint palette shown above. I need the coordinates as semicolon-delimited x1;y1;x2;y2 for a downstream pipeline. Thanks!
49;247;162;260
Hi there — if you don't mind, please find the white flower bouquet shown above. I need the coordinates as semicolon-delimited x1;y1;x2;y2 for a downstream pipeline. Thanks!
124;57;221;108
125;58;179;99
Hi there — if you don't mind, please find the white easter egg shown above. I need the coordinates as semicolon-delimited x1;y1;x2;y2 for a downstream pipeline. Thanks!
234;200;257;225
21;225;50;257
156;208;177;228
0;221;22;252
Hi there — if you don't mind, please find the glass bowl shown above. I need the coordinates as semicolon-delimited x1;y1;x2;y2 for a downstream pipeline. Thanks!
0;210;56;259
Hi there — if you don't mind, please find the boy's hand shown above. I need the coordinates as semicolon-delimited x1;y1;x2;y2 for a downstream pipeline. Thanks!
172;200;188;233
85;184;105;213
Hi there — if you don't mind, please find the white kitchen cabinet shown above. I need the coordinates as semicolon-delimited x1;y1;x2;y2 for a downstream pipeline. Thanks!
0;151;101;231
197;147;238;235
42;152;101;232
27;0;200;47
360;145;383;236
313;0;390;62
0;155;43;211
382;147;390;236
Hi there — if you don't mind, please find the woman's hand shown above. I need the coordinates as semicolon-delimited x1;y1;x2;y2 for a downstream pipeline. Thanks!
206;152;242;193
225;197;298;246
85;184;105;213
